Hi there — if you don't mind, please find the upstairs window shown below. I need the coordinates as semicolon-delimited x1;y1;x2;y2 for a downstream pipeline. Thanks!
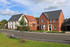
42;19;44;23
50;19;52;23
53;19;56;22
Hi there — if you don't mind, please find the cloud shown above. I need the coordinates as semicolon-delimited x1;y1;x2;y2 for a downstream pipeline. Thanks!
0;0;11;4
11;0;49;15
11;0;53;6
0;0;11;7
0;0;68;11
45;0;66;10
0;0;20;9
11;0;67;11
0;0;68;17
28;0;53;3
10;0;68;17
0;9;19;15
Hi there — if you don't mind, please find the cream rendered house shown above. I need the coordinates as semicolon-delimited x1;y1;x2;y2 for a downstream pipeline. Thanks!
8;14;28;29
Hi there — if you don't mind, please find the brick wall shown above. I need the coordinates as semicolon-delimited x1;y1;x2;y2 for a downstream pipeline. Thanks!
39;13;49;31
30;27;37;31
28;22;37;31
59;11;64;31
50;19;59;31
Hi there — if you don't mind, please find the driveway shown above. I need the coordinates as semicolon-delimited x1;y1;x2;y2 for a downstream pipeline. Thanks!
0;29;70;44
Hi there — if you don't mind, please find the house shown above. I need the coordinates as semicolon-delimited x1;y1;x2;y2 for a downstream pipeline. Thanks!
25;15;37;30
39;10;64;31
8;14;37;30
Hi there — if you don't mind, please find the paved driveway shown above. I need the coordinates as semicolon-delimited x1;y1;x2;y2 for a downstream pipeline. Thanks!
0;29;70;44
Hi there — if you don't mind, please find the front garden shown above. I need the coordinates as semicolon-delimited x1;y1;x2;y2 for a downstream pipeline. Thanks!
0;33;70;47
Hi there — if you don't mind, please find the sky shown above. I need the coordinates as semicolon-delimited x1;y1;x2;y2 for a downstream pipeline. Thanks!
0;0;70;21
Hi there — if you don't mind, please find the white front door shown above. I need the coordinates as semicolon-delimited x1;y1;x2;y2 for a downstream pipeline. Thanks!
48;24;52;31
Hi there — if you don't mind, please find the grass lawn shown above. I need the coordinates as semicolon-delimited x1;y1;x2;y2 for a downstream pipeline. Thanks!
47;31;61;33
33;30;61;33
0;33;70;47
33;30;47;32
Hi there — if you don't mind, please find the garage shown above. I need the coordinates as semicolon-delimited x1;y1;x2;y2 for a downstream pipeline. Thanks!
65;25;70;31
64;19;70;31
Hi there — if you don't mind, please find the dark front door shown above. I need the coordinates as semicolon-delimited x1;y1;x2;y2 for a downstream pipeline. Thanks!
49;24;52;31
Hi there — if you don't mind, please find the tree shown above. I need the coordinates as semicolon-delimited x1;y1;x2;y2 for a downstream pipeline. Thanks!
19;16;26;27
0;19;8;29
17;16;30;31
35;17;39;24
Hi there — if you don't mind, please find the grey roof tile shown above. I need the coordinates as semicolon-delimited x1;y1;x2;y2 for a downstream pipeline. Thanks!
8;14;23;21
43;10;62;20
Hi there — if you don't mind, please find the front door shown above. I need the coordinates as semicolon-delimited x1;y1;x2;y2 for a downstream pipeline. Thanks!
49;24;52;31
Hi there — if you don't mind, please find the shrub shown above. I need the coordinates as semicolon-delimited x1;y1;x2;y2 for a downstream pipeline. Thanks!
47;31;60;33
16;26;30;31
16;26;21;30
24;26;30;31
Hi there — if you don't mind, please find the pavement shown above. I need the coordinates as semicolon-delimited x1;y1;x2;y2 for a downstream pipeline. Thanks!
0;29;70;44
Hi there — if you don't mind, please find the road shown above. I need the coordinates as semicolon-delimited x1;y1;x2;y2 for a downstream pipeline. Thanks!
0;29;70;44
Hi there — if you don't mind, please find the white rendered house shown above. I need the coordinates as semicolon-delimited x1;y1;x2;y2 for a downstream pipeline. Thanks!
8;14;28;29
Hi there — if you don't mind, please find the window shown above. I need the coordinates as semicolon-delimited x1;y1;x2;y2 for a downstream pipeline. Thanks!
50;19;52;23
53;19;56;22
42;19;44;23
53;25;56;29
15;22;17;28
41;25;45;29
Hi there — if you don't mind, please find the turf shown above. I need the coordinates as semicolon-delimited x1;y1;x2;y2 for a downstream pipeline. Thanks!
0;33;70;47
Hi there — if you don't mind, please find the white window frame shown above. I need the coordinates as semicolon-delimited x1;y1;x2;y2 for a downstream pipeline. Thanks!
41;24;45;29
53;25;56;30
10;22;13;29
42;19;44;23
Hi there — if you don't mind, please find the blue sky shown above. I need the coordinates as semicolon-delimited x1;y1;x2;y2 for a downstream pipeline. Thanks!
0;0;70;21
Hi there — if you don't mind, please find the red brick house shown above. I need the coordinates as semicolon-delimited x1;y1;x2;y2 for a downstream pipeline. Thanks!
25;15;37;31
39;10;64;31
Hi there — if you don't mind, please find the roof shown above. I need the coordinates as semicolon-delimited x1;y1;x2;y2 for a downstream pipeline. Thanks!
25;15;37;22
8;14;23;21
43;10;62;20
